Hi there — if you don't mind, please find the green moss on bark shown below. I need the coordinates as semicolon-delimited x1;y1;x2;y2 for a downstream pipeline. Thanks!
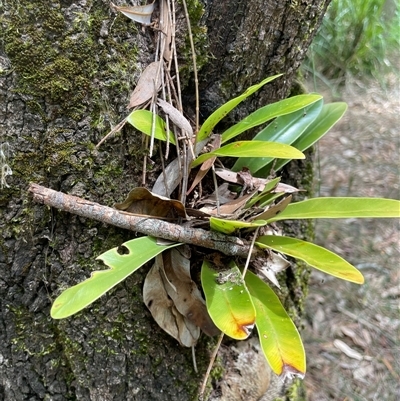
0;0;137;121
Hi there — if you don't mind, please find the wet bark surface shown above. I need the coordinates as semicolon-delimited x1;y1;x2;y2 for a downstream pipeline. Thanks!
0;1;329;400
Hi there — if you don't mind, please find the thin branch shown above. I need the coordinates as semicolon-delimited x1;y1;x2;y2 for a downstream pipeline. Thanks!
198;332;224;400
28;183;266;259
182;0;199;134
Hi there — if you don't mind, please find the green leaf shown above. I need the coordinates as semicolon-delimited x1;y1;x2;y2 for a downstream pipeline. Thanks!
261;102;348;174
256;235;364;284
222;94;322;144
127;109;176;145
210;217;268;235
245;177;281;208
267;197;400;222
201;260;256;340
51;237;180;319
245;271;306;377
192;141;304;168
196;74;282;143
233;98;323;173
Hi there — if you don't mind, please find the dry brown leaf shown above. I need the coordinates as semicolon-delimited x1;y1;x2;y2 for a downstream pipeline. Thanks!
253;251;290;288
274;182;301;193
187;135;221;196
152;157;181;198
333;339;364;360
160;247;220;337
112;1;156;25
114;187;186;219
249;194;292;221
202;189;258;216
157;98;193;136
215;167;300;194
127;61;161;109
198;183;237;207
143;262;199;347
159;0;173;61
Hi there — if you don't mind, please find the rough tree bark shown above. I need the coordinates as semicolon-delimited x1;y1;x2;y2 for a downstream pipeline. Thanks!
0;1;330;400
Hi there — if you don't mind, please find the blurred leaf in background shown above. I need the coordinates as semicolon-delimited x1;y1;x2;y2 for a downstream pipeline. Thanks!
304;0;399;83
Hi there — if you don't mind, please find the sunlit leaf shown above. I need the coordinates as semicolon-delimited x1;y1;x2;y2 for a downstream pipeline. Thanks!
210;216;268;235
127;109;176;145
267;197;400;222
260;102;348;174
201;260;256;340
256;235;364;284
245;271;306;377
196;74;282;142
223;94;322;144
233;98;323;173
192;141;304;168
51;237;180;319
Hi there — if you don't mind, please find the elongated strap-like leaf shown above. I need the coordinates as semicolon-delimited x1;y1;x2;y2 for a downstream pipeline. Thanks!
196;74;282;142
261;102;348;174
233;98;323;173
222;94;322;144
267;197;400;222
201;260;256;340
210;216;268;235
192;141;304;168
245;271;306;377
51;237;180;319
256;235;364;284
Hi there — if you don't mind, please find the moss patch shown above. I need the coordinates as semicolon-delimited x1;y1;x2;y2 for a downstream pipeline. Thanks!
0;0;138;121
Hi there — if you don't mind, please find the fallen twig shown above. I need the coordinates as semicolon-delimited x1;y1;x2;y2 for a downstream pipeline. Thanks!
28;183;266;259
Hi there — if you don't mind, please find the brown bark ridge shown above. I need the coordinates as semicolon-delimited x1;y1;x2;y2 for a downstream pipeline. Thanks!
0;0;329;400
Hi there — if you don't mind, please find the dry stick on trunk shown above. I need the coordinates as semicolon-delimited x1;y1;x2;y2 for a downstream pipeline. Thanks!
28;183;266;259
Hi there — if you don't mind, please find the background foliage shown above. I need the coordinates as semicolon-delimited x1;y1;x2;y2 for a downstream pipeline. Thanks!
304;0;399;83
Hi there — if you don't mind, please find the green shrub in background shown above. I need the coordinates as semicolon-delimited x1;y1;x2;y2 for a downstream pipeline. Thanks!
304;0;399;82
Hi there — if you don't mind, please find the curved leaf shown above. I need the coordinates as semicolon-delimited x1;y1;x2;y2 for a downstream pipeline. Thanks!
196;74;282;143
51;237;180;319
114;187;186;218
192;141;304;168
201;260;255;340
222;94;322;144
256;235;364;284
268;197;400;222
127;109;175;145
233;98;323;172
261;102;348;174
210;216;268;235
112;1;156;25
245;271;306;377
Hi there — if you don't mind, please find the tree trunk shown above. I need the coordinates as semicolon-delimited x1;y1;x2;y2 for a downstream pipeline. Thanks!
0;1;330;400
